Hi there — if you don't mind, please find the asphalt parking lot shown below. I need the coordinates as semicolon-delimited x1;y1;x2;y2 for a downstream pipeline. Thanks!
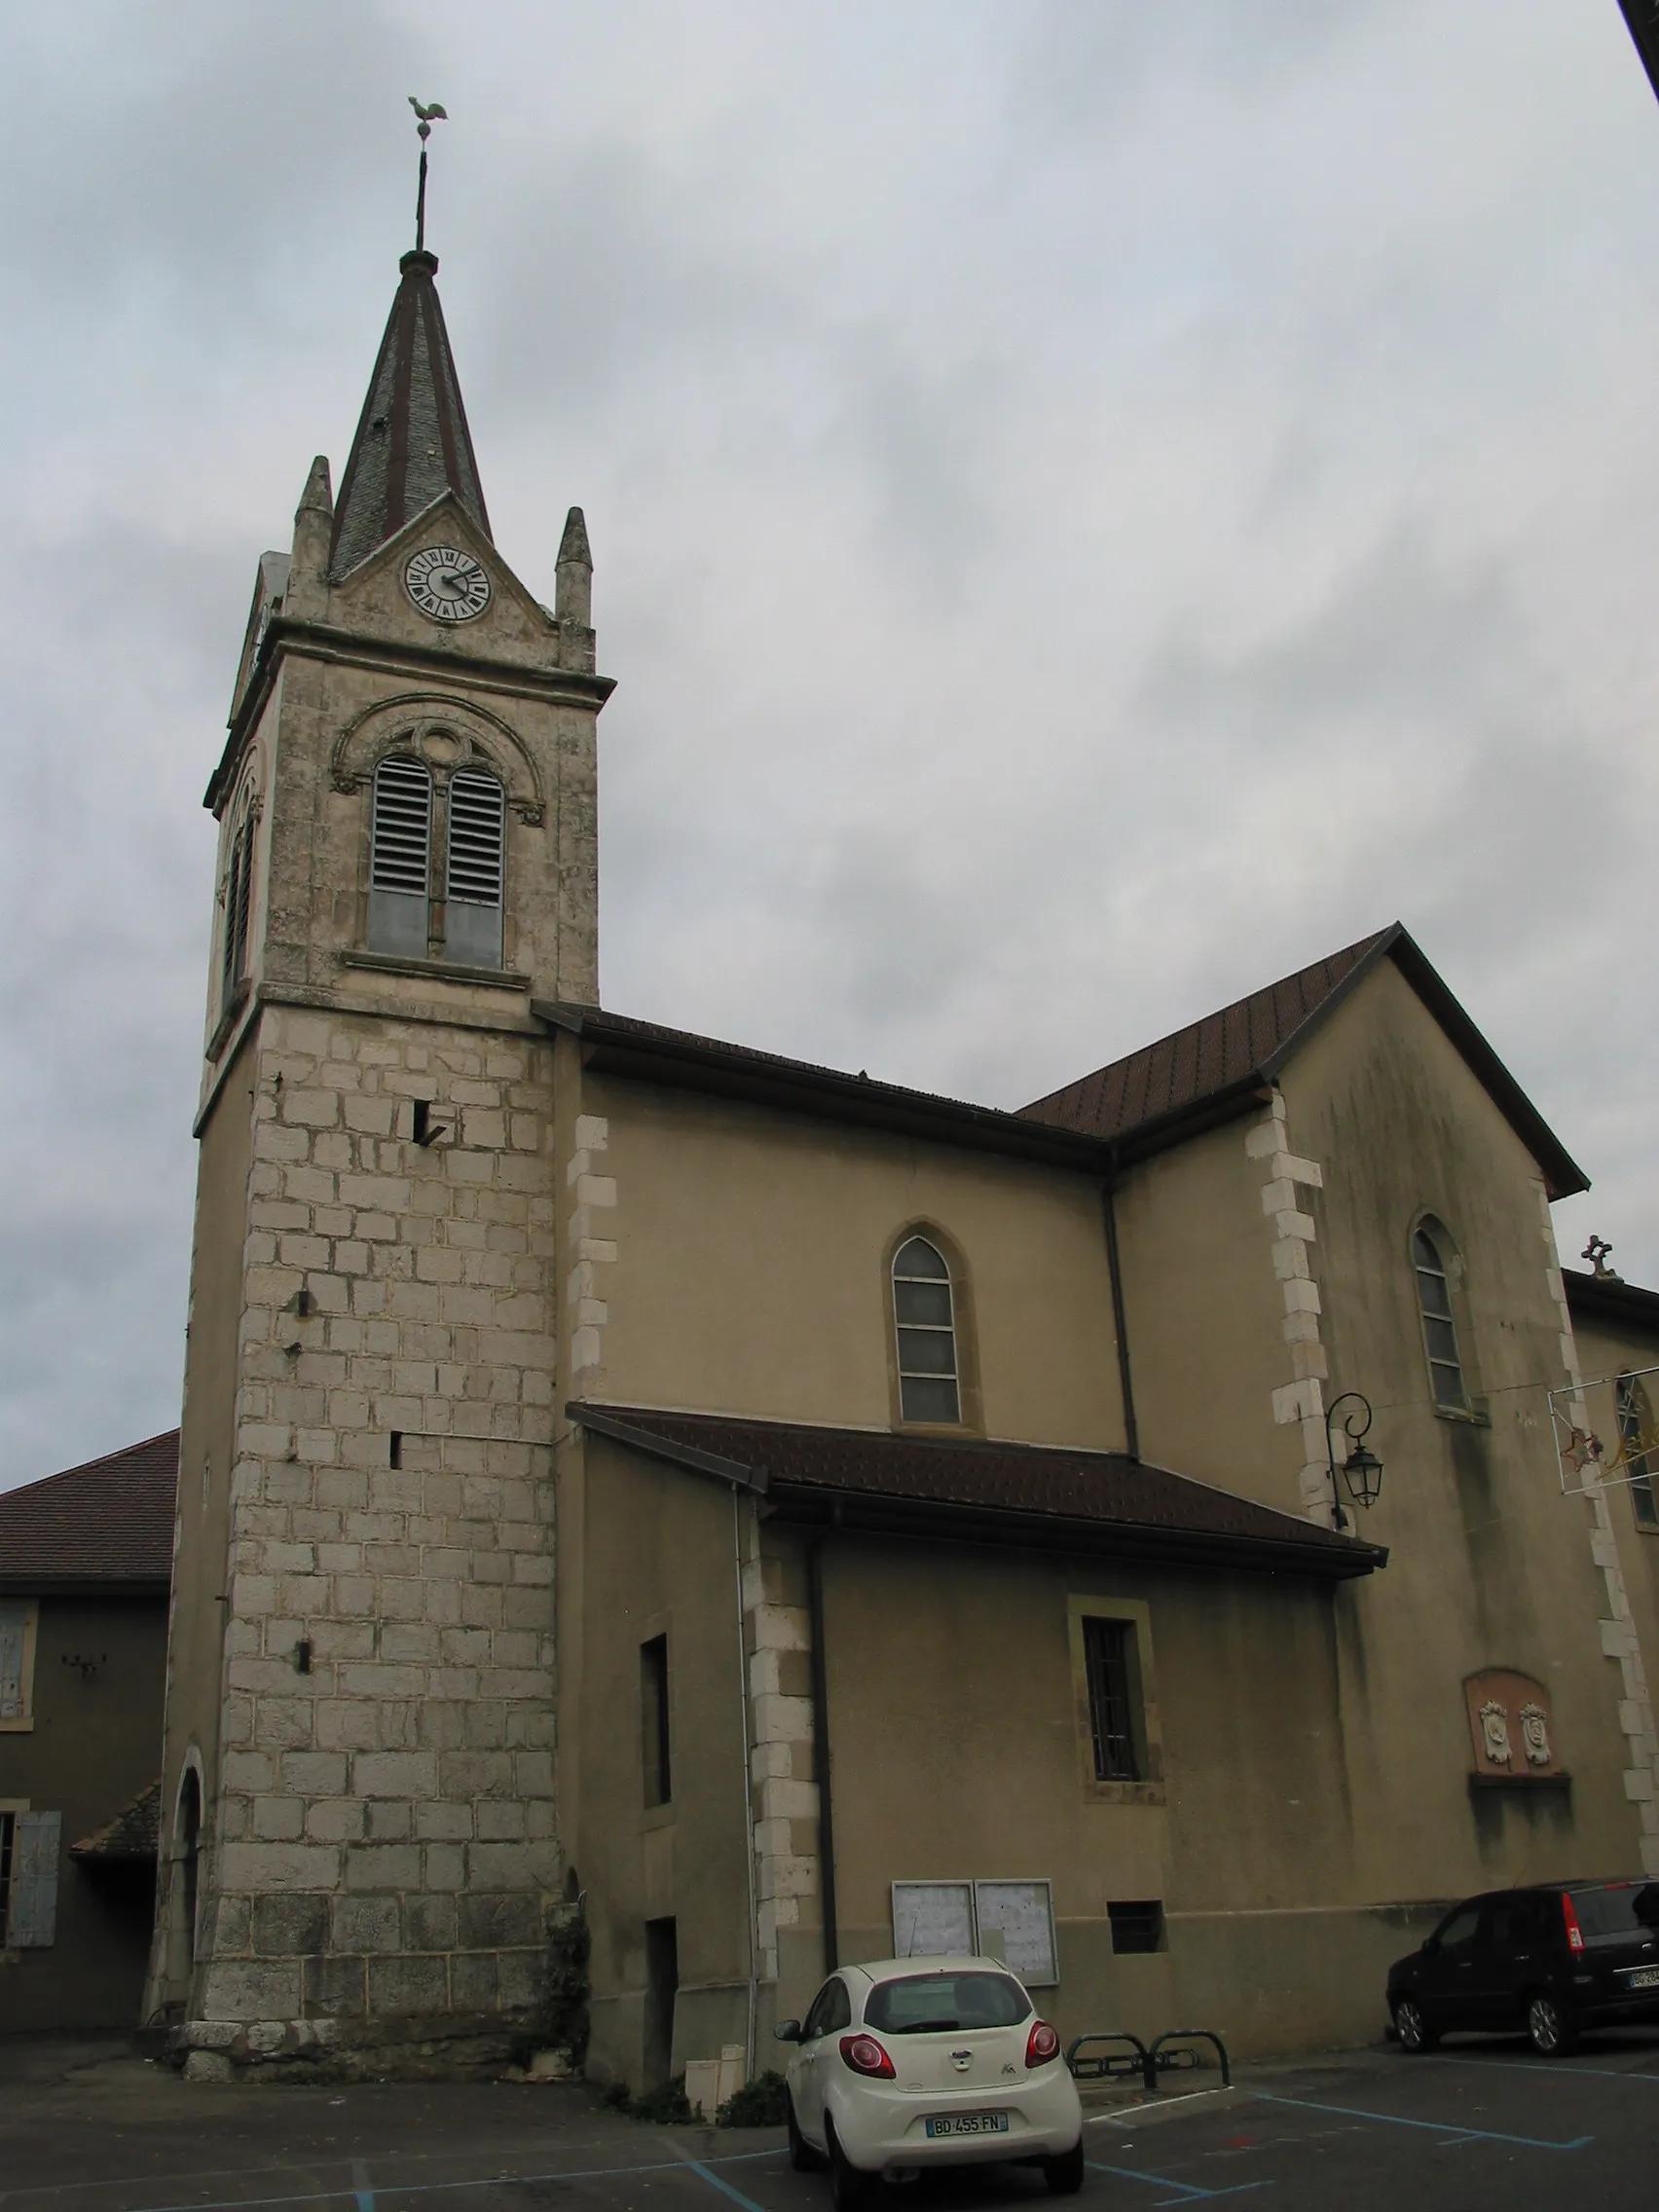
3;2032;1658;2212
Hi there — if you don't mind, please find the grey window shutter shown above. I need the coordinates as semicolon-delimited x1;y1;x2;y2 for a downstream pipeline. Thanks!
10;1811;61;1947
369;756;433;958
444;770;505;968
0;1604;23;1720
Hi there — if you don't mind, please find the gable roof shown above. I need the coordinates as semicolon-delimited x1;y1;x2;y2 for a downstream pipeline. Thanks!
570;1403;1385;1580
0;1431;178;1593
329;248;492;582
1018;923;1589;1198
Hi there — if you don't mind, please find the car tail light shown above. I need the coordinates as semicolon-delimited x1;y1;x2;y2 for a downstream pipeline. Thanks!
1026;2019;1061;2068
1562;1893;1585;1955
839;2034;896;2079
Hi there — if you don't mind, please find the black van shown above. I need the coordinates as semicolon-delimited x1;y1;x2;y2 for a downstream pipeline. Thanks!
1387;1881;1659;2054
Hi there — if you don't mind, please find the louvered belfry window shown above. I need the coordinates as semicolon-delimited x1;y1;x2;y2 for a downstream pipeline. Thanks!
369;756;433;957
444;769;505;968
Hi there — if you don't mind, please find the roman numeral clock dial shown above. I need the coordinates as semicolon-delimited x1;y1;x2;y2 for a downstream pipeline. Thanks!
404;543;492;623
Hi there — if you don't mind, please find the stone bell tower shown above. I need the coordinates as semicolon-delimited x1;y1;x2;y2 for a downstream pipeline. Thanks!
145;229;611;2069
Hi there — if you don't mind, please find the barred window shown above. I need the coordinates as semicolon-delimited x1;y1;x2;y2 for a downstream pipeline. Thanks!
1413;1221;1467;1410
893;1235;960;1424
368;756;433;957
444;769;505;968
1082;1617;1140;1783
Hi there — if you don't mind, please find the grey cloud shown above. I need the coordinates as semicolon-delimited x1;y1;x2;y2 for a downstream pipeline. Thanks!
2;1;1655;1489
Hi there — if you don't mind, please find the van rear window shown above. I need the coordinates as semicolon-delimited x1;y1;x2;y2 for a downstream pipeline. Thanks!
865;1972;1031;2034
1570;1883;1659;1941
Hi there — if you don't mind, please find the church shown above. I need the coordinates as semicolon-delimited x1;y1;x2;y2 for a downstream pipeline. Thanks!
140;221;1659;2086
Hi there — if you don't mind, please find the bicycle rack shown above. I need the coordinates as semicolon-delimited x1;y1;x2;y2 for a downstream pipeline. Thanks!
1065;2027;1231;2096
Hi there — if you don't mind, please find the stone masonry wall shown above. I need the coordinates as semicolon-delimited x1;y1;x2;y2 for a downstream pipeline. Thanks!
194;1000;561;2035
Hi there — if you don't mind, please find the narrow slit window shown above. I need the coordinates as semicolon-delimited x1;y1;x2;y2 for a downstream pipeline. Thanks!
1617;1376;1659;1530
1413;1223;1467;1410
221;807;255;1006
444;769;505;968
641;1635;671;1808
893;1235;961;1424
1083;1616;1140;1782
369;756;433;957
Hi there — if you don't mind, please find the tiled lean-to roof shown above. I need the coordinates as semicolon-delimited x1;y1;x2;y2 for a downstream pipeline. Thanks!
571;1405;1385;1580
0;1430;178;1591
71;1778;162;1864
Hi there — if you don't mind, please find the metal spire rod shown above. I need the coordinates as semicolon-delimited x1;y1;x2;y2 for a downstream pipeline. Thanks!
408;96;449;253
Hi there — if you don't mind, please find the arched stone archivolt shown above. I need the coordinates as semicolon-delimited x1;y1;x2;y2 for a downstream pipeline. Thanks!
330;692;545;824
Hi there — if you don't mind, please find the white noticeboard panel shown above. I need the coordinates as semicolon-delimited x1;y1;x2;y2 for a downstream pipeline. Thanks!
891;1881;975;1959
974;1880;1057;1987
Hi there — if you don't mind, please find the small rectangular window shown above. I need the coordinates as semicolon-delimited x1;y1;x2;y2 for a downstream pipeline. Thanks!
641;1635;672;1808
1083;1617;1140;1783
1107;1899;1164;1954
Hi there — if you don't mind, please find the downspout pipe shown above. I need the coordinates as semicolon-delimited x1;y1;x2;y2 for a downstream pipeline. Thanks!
731;1489;759;2082
806;1533;839;1972
1104;1154;1140;1462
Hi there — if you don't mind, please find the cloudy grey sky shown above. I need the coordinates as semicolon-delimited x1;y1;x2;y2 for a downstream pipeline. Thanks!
3;2;1656;1491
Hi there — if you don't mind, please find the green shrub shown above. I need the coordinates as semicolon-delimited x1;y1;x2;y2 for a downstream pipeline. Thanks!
603;2075;695;2123
718;2070;792;2127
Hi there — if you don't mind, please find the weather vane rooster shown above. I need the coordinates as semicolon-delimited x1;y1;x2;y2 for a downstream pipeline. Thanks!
409;96;449;253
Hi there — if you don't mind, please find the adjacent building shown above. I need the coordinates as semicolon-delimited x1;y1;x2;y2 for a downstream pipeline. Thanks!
1;1433;176;2030
135;229;1658;2083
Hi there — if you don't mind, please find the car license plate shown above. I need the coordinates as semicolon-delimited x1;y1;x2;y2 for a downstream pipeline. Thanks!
926;2113;1009;2139
1625;1967;1659;1989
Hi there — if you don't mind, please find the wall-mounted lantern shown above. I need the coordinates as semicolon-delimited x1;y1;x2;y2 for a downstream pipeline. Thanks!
1326;1391;1382;1531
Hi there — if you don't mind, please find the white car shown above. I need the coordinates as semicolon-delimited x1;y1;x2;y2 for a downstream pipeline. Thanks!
775;1955;1085;2206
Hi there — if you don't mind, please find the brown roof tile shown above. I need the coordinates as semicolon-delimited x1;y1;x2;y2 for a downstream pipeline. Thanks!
572;1405;1383;1579
71;1778;162;1863
1019;930;1388;1145
0;1431;178;1589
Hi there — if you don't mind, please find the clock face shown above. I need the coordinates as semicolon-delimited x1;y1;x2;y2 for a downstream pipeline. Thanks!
405;544;492;624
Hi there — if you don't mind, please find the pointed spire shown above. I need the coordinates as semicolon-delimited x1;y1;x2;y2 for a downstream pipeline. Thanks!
287;456;334;620
556;506;593;628
328;250;492;581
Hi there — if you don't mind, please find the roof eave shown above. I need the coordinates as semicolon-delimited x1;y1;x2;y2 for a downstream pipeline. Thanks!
0;1576;170;1598
536;1004;1116;1174
1561;1267;1659;1334
762;1481;1385;1580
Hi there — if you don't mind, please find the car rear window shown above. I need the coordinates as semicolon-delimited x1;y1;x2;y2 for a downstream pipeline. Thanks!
864;1972;1032;2034
1569;1882;1659;1941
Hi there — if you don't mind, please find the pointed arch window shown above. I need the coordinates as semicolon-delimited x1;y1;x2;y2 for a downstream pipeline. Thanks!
369;755;433;957
1616;1375;1659;1530
219;796;256;1013
444;768;505;968
893;1235;961;1424
1413;1219;1467;1410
